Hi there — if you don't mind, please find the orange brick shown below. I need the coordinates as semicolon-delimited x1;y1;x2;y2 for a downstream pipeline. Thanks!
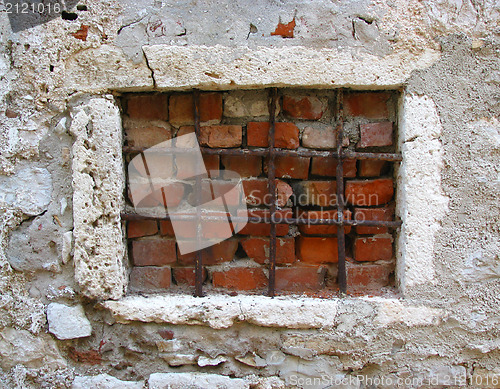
354;207;394;234
169;93;222;126
172;267;207;286
247;122;299;149
275;266;326;292
127;220;158;238
199;125;242;148
237;208;291;236
346;261;391;292
177;239;238;266
359;160;387;177
212;267;267;291
242;179;293;207
345;179;394;206
125;125;172;148
241;237;295;264
354;237;393;262
126;94;168;121
221;155;262;177
265;156;310;179
129;267;171;291
298;210;351;235
358;122;393;148
297;237;338;264
132;238;176;266
294;181;337;207
282;96;327;120
344;92;391;119
311;157;356;177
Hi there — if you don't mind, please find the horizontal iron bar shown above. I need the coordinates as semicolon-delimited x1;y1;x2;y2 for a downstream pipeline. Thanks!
121;212;402;227
123;146;402;161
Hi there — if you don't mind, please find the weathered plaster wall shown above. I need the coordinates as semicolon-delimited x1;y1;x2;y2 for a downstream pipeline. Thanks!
0;0;498;388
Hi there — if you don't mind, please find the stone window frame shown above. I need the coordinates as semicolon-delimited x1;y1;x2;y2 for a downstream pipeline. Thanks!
69;45;448;328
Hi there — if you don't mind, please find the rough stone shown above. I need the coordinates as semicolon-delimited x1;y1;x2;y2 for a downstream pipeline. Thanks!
47;303;92;340
72;374;144;389
0;166;52;215
0;328;66;370
148;373;248;389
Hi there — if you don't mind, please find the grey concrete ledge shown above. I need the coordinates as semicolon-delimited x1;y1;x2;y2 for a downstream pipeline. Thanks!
102;295;445;330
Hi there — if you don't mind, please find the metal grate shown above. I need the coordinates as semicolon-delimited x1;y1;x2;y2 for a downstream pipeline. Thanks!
122;88;403;297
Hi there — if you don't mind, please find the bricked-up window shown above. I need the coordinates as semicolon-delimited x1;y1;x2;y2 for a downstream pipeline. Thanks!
121;89;402;297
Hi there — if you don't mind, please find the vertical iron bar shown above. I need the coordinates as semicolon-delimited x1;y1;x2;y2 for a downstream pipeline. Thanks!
193;90;204;297
335;89;347;295
267;88;278;297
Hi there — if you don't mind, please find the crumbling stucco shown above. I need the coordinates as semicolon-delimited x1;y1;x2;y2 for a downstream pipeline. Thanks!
0;0;498;387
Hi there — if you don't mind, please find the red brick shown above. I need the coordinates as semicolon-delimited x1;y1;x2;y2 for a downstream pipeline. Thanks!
302;126;336;149
271;18;296;38
237;208;291;236
172;267;207;286
298;210;351;235
346;261;390;292
125;125;172;149
242;179;268;206
344;92;391;119
130;182;185;209
189;181;241;207
127;220;158;238
311;157;356;177
265;156;310;179
129;266;171;291
275;266;326;292
294;181;337;207
282;96;327;120
242;179;292;207
177;239;238;266
127;94;168;121
132;238;176;266
345;179;394;206
275;180;293;207
297;237;338;263
159;220;175;236
247;122;299;149
358;122;393;148
354;207;394;234
359;160;387;177
68;347;102;365
175;149;220;179
169;93;222;126
241;237;295;264
221;155;262;177
212;267;267;291
200;125;242;148
354;237;393;262
71;24;89;41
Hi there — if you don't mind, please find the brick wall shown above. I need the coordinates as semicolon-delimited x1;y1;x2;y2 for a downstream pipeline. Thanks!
122;89;398;296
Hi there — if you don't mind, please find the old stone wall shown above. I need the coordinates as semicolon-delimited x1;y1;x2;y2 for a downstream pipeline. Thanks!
0;0;498;388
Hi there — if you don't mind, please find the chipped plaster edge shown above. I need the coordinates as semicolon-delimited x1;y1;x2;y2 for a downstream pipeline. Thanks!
395;92;449;293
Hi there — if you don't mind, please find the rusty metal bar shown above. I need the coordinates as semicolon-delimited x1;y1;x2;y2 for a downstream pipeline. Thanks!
267;88;278;297
124;146;402;162
121;212;402;227
335;89;347;295
193;90;204;297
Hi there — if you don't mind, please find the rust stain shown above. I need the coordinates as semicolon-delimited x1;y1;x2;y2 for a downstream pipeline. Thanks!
71;25;89;41
271;18;296;38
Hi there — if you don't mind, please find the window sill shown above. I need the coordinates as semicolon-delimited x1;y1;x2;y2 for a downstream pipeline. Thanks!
101;295;445;330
